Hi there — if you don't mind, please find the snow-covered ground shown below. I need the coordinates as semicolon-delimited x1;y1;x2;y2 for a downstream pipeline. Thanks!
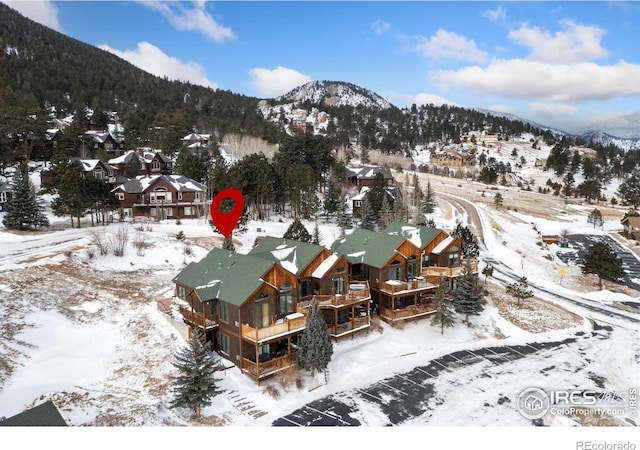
1;161;639;448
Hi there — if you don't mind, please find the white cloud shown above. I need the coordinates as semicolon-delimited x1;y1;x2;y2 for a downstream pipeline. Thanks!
407;93;457;107
508;19;608;63
2;0;62;31
99;42;217;89
482;6;506;23
530;102;578;119
371;20;391;36
488;104;518;115
415;29;488;64
142;1;235;43
432;59;640;103
248;66;312;97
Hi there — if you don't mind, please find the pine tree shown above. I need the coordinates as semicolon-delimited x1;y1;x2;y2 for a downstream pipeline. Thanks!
312;222;322;245
423;180;437;214
587;208;603;229
431;279;455;334
379;193;394;227
297;297;333;376
582;242;624;290
359;196;377;231
452;259;483;327
169;328;223;419
451;223;480;258
283;217;312;242
494;192;504;207
481;264;494;285
505;276;534;307
2;166;49;230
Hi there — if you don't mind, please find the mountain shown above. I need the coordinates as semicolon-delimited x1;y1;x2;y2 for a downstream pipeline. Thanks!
579;130;640;151
581;112;640;140
276;81;393;110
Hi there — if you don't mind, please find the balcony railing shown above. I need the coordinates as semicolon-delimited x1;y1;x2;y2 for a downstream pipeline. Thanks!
421;260;478;278
379;278;436;295
298;282;371;309
241;315;306;343
331;316;370;337
242;355;296;381
178;305;218;330
379;303;436;323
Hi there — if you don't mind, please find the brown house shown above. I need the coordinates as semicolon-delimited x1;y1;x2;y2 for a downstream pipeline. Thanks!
173;248;303;384
621;215;640;240
108;150;173;177
346;166;394;188
249;237;371;341
331;228;438;325
112;174;205;220
87;130;125;156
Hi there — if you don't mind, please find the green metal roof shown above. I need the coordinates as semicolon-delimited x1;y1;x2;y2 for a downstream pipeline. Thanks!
383;222;443;251
248;236;324;276
0;401;67;426
330;228;406;269
172;248;275;306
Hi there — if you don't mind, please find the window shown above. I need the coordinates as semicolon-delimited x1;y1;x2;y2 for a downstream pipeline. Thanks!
219;302;228;322
195;191;200;200
449;252;460;268
152;160;160;171
94;170;103;179
0;192;6;203
219;334;229;355
389;260;402;280
279;293;293;315
332;275;345;295
177;191;183;201
150;188;172;204
408;262;417;278
354;200;362;207
176;286;185;299
184;206;192;216
123;208;132;217
254;301;270;328
362;266;370;281
116;192;124;201
421;253;429;268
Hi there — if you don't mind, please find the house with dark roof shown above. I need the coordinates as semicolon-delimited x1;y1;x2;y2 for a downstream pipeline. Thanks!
331;228;439;325
87;129;125;156
108;150;173;177
0;400;67;426
69;157;119;186
112;174;205;220
172;248;302;384
346;166;394;188
249;237;371;340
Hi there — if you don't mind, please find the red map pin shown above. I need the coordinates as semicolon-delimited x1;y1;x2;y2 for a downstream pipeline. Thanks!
210;188;244;238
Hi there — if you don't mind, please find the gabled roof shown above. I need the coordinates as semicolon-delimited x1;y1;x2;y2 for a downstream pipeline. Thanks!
432;235;458;255
248;236;325;276
172;248;275;306
0;401;67;426
70;158;116;173
384;222;443;251
346;166;393;180
330;228;407;269
621;216;640;228
113;175;205;194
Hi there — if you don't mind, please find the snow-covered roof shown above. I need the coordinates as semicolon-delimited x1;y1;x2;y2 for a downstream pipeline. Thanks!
113;175;205;194
311;253;339;279
432;236;455;255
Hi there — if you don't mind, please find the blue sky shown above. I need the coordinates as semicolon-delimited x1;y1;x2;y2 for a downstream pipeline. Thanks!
4;1;640;133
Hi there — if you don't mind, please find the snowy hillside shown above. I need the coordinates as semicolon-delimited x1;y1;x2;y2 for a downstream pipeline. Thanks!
275;80;393;110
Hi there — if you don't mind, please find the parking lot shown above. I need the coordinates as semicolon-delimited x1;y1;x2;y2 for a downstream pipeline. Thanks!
273;335;582;426
555;235;640;290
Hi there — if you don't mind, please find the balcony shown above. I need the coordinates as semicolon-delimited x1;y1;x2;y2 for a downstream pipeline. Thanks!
421;260;478;278
298;282;371;309
242;354;296;382
178;304;218;330
379;278;436;295
379;303;436;325
241;313;306;344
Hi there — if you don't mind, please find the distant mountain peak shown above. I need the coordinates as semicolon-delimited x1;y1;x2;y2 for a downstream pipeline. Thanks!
275;80;393;110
